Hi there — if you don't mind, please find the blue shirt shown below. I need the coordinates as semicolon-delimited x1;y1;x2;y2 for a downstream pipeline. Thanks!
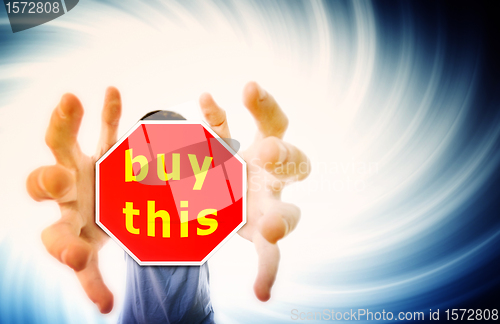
118;254;214;324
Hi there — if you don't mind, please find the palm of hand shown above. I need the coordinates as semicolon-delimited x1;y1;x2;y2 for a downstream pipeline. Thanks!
27;82;309;313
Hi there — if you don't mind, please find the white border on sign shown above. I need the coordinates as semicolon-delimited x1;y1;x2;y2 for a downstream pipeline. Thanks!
95;120;247;266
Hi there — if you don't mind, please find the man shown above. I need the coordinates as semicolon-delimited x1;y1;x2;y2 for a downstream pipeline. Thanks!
26;82;310;323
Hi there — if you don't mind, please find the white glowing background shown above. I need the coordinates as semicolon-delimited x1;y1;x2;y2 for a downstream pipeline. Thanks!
1;1;499;323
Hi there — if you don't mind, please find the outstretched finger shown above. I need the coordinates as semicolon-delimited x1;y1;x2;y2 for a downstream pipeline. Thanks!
26;165;76;203
76;254;114;314
199;93;231;139
253;231;280;302
259;200;301;244
97;87;122;156
243;82;288;139
257;136;311;182
45;93;84;168
41;217;91;271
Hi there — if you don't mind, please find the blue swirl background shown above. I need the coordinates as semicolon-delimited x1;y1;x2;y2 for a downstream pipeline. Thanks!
0;0;499;323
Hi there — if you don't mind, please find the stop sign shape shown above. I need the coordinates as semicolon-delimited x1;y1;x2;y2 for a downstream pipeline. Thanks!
96;120;246;265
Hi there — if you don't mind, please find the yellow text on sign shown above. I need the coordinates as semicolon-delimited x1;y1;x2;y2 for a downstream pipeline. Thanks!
125;149;212;190
123;200;218;237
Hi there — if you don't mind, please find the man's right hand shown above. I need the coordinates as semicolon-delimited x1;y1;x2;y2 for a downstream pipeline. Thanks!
26;87;122;314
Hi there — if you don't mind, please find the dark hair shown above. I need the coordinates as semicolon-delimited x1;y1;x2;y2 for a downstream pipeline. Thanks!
140;110;186;121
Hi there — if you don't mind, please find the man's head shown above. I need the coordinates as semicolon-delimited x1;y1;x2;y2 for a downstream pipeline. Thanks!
141;110;186;121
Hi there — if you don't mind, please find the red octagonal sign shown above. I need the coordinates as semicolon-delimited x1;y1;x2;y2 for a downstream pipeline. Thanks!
96;120;246;265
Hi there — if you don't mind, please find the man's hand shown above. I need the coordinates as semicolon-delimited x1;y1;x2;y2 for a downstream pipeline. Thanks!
26;88;122;313
27;82;309;313
200;82;310;301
